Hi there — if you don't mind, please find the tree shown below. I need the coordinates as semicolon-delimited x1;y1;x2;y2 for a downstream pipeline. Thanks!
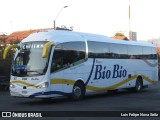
113;32;129;41
115;32;125;36
0;34;7;44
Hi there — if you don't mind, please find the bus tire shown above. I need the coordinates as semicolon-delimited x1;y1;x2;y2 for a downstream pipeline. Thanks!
71;82;85;100
107;89;118;94
134;78;143;92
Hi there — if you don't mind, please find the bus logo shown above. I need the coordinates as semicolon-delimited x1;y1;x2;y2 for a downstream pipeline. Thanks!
94;64;127;80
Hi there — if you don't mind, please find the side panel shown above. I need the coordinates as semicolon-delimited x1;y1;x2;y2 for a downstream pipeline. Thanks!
50;58;158;96
85;58;128;92
50;71;64;97
50;41;88;96
50;61;89;96
62;62;87;93
84;58;158;93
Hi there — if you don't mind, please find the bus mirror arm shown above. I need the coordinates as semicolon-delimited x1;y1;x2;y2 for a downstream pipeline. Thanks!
42;41;55;58
3;44;18;60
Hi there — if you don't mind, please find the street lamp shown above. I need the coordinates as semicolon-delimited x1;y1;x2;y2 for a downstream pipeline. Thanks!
54;6;68;30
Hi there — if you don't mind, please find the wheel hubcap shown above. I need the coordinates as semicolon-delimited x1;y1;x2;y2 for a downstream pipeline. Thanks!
73;86;81;97
136;81;141;91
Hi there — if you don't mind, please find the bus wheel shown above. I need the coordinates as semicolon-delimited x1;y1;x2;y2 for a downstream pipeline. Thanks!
71;82;85;100
107;89;118;94
134;78;143;92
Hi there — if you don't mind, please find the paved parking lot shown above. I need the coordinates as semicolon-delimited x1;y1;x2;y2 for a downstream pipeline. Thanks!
0;82;160;119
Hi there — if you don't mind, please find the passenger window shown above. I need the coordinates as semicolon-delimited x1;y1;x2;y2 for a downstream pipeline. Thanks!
51;42;86;73
109;44;128;59
151;47;157;59
51;44;63;72
63;42;86;66
143;47;151;59
88;41;109;58
109;44;119;58
128;46;143;59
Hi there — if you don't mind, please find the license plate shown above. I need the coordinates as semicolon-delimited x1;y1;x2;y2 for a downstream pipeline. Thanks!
22;91;27;94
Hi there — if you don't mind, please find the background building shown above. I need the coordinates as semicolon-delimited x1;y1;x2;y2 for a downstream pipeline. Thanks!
129;31;137;41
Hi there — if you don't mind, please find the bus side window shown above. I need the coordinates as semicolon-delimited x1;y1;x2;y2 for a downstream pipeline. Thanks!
135;46;143;59
109;44;120;59
128;45;142;59
128;46;135;59
151;47;157;59
143;47;151;59
88;41;109;58
141;46;156;60
62;42;86;67
51;44;63;73
109;44;128;59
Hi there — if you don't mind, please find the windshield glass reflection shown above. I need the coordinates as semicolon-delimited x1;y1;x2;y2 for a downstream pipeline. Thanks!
12;41;50;77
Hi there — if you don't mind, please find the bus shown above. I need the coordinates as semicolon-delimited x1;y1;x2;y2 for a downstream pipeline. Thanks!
3;30;158;100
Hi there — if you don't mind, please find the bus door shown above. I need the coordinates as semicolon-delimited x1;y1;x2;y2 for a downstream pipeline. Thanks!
50;45;64;94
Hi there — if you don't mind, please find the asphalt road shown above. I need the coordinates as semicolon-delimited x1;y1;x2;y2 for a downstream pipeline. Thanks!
0;82;160;119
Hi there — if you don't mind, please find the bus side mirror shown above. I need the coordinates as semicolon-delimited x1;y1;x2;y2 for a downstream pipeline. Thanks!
42;42;54;58
3;44;18;60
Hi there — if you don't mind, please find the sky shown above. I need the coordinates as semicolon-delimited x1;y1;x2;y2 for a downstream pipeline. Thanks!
0;0;160;40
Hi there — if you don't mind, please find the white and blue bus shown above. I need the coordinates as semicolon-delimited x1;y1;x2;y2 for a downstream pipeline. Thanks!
3;30;158;100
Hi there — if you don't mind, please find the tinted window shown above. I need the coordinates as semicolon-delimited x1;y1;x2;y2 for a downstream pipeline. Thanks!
143;47;151;59
88;41;156;60
88;41;109;58
142;47;157;59
151;47;157;59
51;42;86;72
12;41;49;77
63;42;86;66
109;44;128;59
51;44;63;72
128;45;143;59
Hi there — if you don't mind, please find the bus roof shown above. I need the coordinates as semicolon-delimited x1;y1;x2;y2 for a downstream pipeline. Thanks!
22;30;155;47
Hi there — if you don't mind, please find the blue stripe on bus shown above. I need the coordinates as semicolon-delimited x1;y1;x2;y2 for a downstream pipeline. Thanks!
85;58;95;85
29;91;71;98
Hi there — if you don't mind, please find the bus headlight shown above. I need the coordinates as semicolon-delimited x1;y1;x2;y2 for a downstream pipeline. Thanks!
10;83;15;88
37;82;49;88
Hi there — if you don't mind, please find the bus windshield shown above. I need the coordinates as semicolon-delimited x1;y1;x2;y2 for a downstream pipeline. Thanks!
12;41;50;77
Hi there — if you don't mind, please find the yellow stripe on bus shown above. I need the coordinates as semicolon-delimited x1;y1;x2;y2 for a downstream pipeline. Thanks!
51;75;157;92
86;75;138;91
11;80;37;88
10;75;157;90
141;75;157;85
50;79;75;85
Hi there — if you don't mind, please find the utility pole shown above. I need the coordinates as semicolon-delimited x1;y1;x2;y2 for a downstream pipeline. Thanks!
129;0;132;40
